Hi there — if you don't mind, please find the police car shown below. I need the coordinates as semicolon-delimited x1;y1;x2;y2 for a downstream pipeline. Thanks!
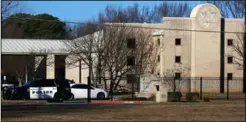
11;79;73;101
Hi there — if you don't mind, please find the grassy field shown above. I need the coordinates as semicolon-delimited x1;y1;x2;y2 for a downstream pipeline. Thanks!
2;100;245;121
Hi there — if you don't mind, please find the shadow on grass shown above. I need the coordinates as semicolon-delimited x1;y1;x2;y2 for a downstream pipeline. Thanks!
2;101;141;119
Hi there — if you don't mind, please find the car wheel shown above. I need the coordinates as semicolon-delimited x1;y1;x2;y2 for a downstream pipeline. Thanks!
2;87;8;100
54;93;64;102
69;94;74;100
97;92;105;100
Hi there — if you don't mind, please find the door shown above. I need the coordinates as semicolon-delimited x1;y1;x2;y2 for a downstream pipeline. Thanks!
71;84;95;99
71;84;88;99
29;79;57;99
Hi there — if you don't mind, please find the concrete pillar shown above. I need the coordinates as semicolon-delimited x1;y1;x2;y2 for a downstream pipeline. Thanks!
46;54;55;79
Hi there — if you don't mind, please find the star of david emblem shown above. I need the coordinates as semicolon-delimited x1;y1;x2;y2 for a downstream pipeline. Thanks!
198;7;219;28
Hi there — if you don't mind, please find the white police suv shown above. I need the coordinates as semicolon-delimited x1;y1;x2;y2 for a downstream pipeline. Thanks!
11;79;73;101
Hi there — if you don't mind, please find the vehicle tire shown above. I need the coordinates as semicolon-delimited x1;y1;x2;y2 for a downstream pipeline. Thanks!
97;92;105;100
2;87;8;100
69;94;74;100
53;93;63;102
23;91;30;100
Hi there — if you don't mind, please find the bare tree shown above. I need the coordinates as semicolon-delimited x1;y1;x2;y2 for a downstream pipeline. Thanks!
207;1;245;18
98;2;191;23
65;21;104;87
99;24;158;99
208;1;246;69
160;65;191;92
1;1;19;19
98;3;158;23
157;2;192;18
231;27;245;69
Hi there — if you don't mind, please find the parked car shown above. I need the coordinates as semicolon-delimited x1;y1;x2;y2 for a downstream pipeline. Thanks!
70;83;108;100
10;79;73;101
1;80;18;100
1;80;18;90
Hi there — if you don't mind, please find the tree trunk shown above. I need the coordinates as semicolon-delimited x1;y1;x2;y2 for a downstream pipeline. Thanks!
109;70;114;101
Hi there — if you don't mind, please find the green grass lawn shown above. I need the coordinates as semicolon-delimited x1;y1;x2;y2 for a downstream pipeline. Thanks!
2;100;245;121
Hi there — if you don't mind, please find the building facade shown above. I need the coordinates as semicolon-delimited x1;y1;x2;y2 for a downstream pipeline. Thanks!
1;3;244;92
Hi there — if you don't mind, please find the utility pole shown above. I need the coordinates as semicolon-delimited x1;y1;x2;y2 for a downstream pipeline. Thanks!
87;76;91;103
243;0;246;93
87;39;93;103
220;18;225;93
79;60;81;83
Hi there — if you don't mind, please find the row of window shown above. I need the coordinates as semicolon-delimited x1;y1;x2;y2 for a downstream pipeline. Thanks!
157;56;234;64
157;38;234;46
173;73;233;80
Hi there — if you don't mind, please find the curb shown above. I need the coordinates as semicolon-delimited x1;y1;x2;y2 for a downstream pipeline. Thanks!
91;100;142;104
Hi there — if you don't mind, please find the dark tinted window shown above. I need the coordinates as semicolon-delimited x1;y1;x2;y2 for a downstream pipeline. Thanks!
228;56;233;63
175;38;181;45
55;80;70;87
127;56;135;66
43;80;55;87
175;73;181;79
72;84;93;89
30;79;55;87
175;56;181;63
227;39;233;46
31;80;44;87
227;73;233;80
127;38;136;49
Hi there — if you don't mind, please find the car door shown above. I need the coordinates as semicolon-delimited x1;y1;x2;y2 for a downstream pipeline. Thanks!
71;84;88;99
89;86;96;98
42;79;57;99
29;79;56;99
29;80;44;99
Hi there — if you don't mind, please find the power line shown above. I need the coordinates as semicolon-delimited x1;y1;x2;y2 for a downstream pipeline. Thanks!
6;16;86;24
4;16;245;34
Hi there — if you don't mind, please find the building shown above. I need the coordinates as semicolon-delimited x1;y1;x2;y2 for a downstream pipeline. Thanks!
1;39;90;84
1;3;244;92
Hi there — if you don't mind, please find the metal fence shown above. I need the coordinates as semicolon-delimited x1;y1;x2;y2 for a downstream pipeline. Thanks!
92;76;245;100
157;77;245;100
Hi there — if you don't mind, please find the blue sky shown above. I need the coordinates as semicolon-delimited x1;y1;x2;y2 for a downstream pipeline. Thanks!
18;1;203;23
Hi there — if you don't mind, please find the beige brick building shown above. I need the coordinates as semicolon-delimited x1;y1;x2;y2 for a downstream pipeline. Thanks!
1;3;244;93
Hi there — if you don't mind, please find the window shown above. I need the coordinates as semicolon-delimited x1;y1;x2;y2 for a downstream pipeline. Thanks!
43;80;55;87
31;80;46;87
228;56;233;64
127;38;136;49
175;73;181;79
127;56;135;66
157;38;160;45
227;73;233;80
127;74;136;84
55;80;70;87
72;84;93;89
175;38;181;45
157;55;160;62
175;56;181;63
227;39;233;46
